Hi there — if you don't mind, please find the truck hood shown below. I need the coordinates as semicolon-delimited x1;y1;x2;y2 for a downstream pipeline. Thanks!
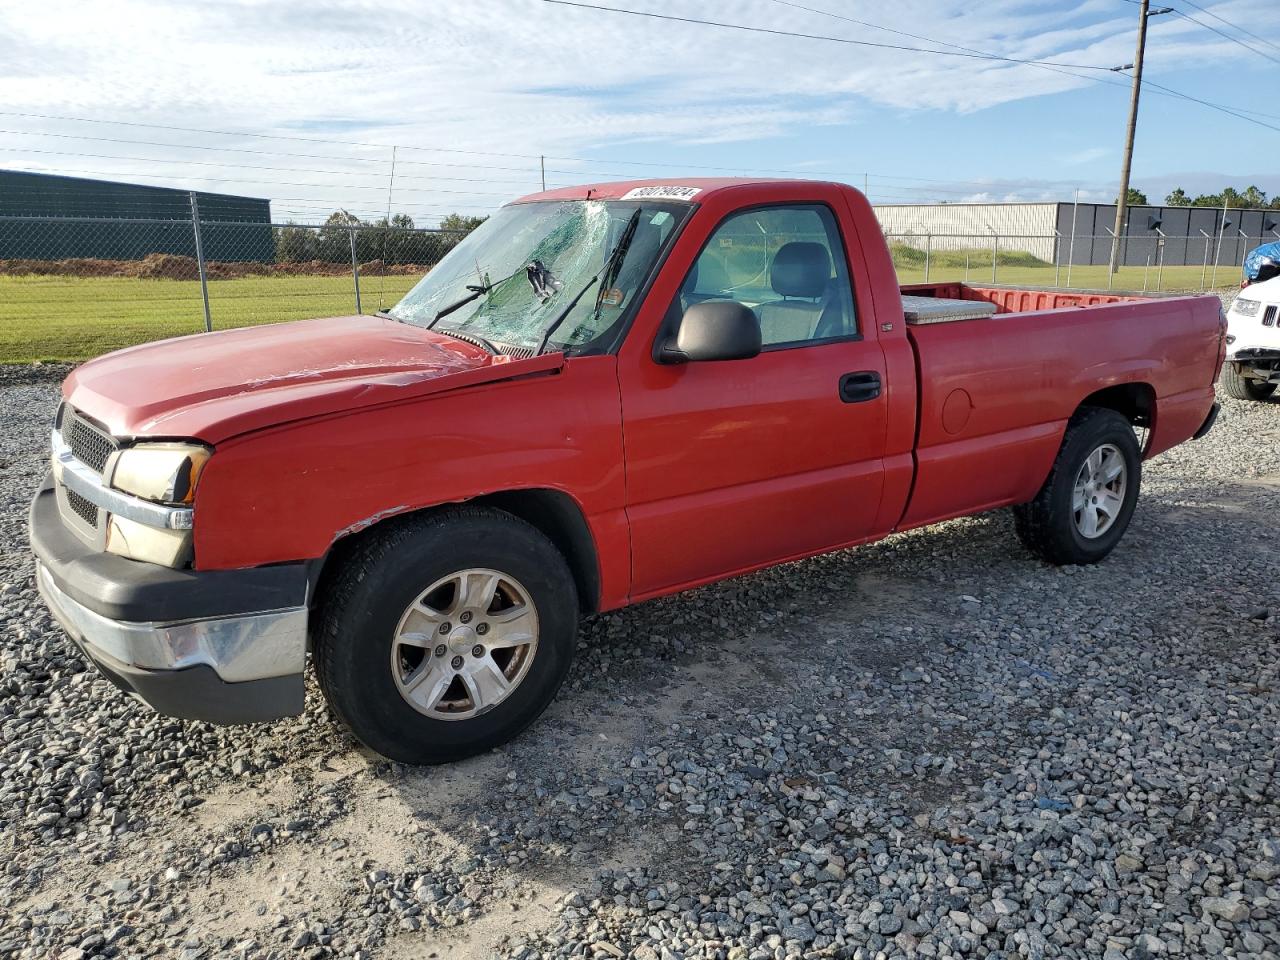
63;315;564;443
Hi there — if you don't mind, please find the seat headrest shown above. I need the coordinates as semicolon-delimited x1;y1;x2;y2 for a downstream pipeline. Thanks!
770;242;831;298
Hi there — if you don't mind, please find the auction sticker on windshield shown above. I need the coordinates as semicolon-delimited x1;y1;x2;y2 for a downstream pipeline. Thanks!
620;185;702;201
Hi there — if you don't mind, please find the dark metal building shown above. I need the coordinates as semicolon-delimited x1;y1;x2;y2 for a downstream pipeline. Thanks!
1054;201;1280;270
0;169;273;262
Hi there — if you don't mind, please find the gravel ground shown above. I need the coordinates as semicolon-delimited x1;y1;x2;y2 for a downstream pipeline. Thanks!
0;367;1277;960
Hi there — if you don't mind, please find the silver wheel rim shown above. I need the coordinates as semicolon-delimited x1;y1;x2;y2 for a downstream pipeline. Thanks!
1072;443;1127;539
391;568;539;721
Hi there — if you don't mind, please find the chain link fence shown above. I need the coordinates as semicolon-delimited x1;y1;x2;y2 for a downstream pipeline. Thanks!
0;207;464;362
884;231;1254;293
0;213;1254;363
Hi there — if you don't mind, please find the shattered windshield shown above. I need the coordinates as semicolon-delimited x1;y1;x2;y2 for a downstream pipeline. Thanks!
388;200;689;354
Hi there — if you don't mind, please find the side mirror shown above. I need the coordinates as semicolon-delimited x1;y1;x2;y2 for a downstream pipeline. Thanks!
660;301;761;363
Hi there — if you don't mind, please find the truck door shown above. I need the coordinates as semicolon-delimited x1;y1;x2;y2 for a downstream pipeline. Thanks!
618;199;890;599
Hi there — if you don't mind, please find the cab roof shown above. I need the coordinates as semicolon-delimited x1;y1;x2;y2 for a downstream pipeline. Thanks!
512;177;842;206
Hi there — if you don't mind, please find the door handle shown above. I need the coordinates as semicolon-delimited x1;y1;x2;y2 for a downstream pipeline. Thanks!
839;371;881;403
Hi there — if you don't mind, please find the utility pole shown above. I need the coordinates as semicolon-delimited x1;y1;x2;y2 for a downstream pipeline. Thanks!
1108;2;1172;276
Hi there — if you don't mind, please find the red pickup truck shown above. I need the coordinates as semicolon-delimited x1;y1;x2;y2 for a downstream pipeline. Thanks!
30;179;1224;763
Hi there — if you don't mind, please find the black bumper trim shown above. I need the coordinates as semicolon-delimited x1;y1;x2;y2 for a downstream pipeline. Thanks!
1227;349;1280;363
1193;401;1220;440
29;476;310;622
79;639;304;725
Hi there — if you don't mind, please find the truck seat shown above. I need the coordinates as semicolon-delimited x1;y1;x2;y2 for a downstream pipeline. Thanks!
756;242;833;344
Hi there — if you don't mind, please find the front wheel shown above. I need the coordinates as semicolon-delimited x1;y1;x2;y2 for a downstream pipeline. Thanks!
1013;407;1142;565
1219;361;1277;402
314;507;578;764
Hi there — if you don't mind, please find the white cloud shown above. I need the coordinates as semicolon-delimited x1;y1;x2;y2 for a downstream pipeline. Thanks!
0;0;1275;221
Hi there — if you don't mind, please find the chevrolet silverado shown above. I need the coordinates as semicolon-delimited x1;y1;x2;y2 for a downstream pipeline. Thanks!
30;178;1225;763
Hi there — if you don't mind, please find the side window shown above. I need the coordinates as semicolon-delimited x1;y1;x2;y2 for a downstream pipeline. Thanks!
679;204;857;347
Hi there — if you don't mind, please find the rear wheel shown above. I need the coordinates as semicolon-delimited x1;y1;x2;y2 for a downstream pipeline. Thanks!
314;507;578;764
1013;407;1142;565
1219;361;1277;402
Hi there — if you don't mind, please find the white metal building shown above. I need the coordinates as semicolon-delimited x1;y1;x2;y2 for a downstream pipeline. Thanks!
872;203;1058;260
871;201;1280;267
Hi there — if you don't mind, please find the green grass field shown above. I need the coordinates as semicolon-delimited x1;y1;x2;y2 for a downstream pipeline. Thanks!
0;273;421;363
0;264;1236;364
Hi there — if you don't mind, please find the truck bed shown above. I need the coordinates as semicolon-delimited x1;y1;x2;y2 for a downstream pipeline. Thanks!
900;282;1147;322
894;283;1223;532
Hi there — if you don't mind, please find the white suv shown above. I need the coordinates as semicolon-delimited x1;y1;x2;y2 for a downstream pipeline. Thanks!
1223;277;1280;402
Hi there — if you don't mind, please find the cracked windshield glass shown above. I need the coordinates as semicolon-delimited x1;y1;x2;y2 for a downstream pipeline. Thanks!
388;200;689;354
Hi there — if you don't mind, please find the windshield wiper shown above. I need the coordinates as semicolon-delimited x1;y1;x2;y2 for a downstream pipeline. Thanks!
535;210;642;356
425;267;522;329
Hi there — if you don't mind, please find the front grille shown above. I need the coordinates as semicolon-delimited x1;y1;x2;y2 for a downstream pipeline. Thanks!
1264;305;1277;327
65;487;99;527
65;409;117;473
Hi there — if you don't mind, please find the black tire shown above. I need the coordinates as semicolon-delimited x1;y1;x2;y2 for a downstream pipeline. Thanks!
1218;362;1277;402
314;506;578;764
1013;407;1142;566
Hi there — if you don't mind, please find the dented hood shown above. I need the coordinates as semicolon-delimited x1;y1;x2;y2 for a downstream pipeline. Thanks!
63;315;564;443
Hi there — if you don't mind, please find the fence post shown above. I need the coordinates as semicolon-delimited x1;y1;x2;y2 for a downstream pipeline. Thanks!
349;227;362;314
1053;230;1061;287
1066;189;1079;289
188;192;212;333
1200;231;1211;290
924;233;931;283
990;233;998;284
1211;227;1226;290
1156;233;1165;291
1103;229;1116;290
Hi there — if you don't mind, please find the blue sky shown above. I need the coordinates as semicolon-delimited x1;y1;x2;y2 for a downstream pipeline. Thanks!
0;0;1276;224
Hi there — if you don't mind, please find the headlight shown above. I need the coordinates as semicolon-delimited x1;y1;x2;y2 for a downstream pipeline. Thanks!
103;442;209;566
1232;298;1261;317
109;442;211;505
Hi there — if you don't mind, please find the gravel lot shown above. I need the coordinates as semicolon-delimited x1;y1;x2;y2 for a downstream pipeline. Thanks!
0;366;1276;960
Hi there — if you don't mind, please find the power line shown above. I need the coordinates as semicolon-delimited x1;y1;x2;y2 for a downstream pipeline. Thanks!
543;0;1120;71
0;165;521;197
1121;0;1280;66
0;110;396;149
0;146;543;188
0;127;723;178
550;0;1280;135
0;121;1108;193
774;0;1280;128
1162;2;1280;66
1138;75;1280;132
1176;0;1280;54
0;116;896;181
767;0;1136;90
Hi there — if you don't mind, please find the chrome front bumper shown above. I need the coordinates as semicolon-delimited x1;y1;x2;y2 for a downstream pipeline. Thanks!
36;559;307;724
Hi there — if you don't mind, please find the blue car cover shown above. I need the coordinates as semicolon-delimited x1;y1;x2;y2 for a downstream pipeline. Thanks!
1243;241;1280;283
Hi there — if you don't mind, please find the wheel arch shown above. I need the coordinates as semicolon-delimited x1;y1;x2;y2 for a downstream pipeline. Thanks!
1076;382;1156;428
312;488;602;615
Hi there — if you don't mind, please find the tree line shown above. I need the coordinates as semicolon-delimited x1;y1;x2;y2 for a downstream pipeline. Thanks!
1120;186;1280;209
273;211;487;264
